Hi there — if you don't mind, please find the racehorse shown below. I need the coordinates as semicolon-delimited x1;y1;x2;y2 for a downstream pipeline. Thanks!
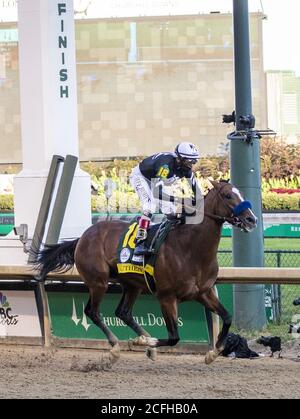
33;180;257;365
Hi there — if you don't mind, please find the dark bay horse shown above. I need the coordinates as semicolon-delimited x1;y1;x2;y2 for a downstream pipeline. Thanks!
34;180;257;364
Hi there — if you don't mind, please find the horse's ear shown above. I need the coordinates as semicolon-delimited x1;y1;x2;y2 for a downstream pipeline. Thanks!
210;180;221;189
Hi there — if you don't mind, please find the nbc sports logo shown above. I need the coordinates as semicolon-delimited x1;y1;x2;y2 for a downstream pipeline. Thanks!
0;292;19;326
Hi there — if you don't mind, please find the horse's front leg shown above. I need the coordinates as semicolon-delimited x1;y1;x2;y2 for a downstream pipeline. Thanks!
84;283;121;365
197;287;232;365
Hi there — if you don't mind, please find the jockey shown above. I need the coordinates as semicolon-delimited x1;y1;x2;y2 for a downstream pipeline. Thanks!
130;142;201;256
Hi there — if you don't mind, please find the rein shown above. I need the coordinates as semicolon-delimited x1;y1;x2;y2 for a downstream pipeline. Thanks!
203;184;252;226
205;212;236;224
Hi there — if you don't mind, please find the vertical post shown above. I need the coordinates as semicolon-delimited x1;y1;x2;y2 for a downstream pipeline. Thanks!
15;0;91;239
276;251;282;320
28;155;64;263
276;251;282;268
37;282;52;348
231;0;266;330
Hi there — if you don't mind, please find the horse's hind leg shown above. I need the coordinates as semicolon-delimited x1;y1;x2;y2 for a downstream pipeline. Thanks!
115;285;150;337
197;288;232;365
85;283;120;364
115;285;158;360
152;296;180;348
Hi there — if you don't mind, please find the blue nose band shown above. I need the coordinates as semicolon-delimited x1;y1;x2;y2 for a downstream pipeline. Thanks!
232;201;252;216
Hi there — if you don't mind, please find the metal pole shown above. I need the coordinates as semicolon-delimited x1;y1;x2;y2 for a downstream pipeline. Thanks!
37;282;52;348
277;251;282;321
231;0;266;330
45;155;78;245
28;155;64;263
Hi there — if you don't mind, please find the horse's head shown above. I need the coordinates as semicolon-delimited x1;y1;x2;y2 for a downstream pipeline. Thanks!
210;181;257;232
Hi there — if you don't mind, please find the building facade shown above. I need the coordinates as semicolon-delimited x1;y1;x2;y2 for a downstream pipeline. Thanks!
267;70;300;143
0;12;267;164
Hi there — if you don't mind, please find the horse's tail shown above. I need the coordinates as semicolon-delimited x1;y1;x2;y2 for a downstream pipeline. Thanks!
31;239;80;279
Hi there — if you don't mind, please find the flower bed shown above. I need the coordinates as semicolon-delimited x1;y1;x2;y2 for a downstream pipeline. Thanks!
271;188;300;194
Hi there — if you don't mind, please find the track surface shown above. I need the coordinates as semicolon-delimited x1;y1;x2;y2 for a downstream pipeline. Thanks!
0;342;300;399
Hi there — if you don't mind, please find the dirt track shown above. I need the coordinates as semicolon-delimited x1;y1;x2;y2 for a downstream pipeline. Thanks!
0;342;300;399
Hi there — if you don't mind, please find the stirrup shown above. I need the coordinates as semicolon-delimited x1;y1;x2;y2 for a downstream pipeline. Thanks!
133;242;148;256
133;242;155;256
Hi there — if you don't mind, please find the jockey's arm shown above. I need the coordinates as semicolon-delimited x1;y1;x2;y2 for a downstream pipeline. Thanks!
153;179;176;203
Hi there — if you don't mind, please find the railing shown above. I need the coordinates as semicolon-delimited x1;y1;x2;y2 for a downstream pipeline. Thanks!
0;265;300;283
218;250;300;329
218;250;300;268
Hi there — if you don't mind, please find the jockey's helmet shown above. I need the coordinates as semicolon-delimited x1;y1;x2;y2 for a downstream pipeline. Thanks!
175;142;200;169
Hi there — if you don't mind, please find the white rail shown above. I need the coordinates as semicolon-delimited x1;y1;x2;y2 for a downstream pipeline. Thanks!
0;266;300;284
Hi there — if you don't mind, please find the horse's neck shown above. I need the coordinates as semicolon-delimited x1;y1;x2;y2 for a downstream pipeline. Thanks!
204;187;218;215
191;189;223;252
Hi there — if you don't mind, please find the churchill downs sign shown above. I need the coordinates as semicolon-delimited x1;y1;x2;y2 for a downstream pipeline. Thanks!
47;292;211;343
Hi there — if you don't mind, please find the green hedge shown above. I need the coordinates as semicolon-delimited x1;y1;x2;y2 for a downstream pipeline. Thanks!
0;194;14;212
262;192;300;211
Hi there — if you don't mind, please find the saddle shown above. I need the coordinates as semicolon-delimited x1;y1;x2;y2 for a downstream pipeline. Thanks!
117;216;180;293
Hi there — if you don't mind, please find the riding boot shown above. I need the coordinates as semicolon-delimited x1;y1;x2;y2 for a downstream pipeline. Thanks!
133;216;151;256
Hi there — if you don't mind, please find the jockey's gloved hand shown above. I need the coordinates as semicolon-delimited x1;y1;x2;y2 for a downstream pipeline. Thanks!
167;213;186;225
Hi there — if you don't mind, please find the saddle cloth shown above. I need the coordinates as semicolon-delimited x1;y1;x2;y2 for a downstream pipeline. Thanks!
117;217;178;293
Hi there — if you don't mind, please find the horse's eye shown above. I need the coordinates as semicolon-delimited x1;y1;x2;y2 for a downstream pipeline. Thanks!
225;194;232;199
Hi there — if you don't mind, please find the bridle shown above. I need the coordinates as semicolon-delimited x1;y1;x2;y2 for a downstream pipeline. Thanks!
204;183;252;229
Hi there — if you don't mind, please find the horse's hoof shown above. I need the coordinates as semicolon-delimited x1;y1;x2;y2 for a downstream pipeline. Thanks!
131;336;158;347
205;350;219;365
147;337;158;347
146;347;157;362
130;336;147;346
109;343;121;364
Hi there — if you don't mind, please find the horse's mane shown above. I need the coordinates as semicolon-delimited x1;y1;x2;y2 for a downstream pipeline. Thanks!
202;178;230;201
